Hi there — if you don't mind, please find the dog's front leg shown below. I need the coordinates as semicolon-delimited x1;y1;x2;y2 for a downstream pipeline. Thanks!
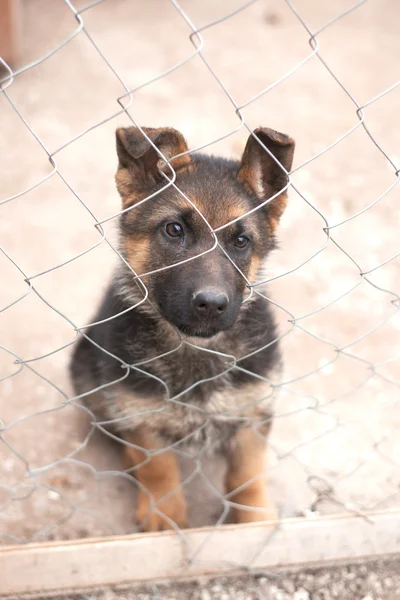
225;427;277;523
123;427;188;532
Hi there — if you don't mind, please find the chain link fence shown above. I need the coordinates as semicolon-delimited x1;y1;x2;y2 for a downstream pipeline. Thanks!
1;0;399;591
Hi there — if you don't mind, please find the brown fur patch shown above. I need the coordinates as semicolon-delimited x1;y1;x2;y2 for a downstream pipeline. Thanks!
237;164;258;194
160;152;193;175
123;235;149;276
175;161;197;175
267;193;288;233
115;169;137;207
123;427;187;532
145;195;192;222
226;427;276;523
189;195;250;231
248;254;261;283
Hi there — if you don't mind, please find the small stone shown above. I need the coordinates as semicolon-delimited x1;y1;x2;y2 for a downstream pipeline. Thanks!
264;12;280;26
294;590;310;600
47;490;60;500
3;457;14;472
282;579;296;594
384;577;393;588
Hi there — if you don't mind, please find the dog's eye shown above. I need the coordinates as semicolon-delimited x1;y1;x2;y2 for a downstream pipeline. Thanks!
165;222;184;238
234;235;250;249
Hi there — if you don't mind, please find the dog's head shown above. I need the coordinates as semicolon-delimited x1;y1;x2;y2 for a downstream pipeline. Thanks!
115;126;295;338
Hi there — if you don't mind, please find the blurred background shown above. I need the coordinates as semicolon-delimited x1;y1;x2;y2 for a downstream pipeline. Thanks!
0;0;399;545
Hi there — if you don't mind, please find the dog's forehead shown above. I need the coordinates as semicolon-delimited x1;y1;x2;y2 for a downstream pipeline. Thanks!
171;167;255;230
190;195;251;229
149;192;251;230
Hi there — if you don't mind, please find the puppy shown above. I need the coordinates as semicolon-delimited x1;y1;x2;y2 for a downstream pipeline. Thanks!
70;126;295;531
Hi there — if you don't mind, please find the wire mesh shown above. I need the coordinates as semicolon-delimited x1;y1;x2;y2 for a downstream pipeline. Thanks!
0;0;399;589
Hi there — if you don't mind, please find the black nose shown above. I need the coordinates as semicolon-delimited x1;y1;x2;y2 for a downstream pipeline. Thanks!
193;290;229;317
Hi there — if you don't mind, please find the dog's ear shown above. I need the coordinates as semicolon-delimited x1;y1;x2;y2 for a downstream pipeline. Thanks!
115;127;190;206
238;127;295;231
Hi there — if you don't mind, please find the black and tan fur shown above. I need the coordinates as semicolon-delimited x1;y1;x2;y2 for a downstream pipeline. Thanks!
70;126;295;531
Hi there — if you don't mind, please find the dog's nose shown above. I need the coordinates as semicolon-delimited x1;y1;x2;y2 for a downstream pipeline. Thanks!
193;290;229;317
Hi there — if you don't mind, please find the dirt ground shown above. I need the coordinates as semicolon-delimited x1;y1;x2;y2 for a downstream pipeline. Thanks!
1;0;399;572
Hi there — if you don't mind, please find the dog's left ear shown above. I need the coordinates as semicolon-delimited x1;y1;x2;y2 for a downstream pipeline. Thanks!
238;127;295;231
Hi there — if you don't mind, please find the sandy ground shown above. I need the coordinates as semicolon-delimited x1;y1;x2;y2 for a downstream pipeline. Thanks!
1;0;400;571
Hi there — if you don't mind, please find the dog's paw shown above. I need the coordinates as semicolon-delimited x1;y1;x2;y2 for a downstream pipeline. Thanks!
136;489;188;532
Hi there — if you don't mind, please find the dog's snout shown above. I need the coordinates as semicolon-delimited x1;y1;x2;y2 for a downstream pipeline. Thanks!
193;290;229;317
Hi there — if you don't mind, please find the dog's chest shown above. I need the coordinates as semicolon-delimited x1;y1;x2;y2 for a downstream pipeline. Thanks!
105;327;279;445
108;375;274;451
152;342;234;401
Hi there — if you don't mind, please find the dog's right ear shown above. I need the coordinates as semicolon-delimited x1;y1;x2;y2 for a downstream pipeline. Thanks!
115;127;190;207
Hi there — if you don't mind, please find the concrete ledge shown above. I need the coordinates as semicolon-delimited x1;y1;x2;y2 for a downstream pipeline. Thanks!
1;509;400;597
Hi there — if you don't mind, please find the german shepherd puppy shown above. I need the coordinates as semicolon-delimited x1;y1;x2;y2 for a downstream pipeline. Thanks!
70;126;295;532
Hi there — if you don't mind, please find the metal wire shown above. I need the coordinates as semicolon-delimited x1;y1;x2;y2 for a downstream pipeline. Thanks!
0;0;399;590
